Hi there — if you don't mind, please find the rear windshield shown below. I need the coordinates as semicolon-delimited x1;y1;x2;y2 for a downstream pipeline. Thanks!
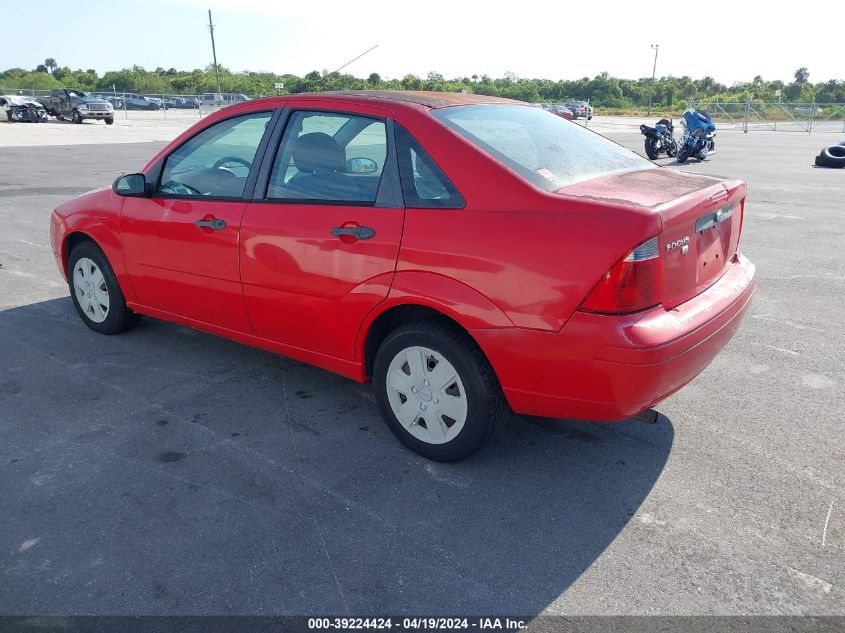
432;104;652;191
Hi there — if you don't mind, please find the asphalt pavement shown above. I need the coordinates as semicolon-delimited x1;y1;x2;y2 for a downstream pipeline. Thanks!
0;121;842;616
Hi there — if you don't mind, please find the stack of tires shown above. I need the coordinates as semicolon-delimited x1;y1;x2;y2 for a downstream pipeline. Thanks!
815;141;845;168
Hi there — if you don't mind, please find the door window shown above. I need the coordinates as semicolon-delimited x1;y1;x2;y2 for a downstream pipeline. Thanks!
159;111;273;199
266;111;387;204
394;124;464;208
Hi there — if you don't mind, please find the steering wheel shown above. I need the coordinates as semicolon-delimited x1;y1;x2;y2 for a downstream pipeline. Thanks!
161;180;203;196
211;156;252;172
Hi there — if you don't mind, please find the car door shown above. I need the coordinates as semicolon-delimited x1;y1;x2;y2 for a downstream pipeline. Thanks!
239;105;404;360
121;109;277;332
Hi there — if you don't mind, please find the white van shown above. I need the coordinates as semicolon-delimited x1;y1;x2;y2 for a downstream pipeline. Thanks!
200;93;224;107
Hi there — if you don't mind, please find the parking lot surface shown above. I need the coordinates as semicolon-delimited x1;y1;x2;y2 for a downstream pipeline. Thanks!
0;115;842;615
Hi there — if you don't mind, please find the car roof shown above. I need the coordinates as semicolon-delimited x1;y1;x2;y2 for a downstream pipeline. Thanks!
290;90;522;109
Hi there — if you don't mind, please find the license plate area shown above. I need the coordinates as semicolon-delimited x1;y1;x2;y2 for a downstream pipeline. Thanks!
695;202;735;284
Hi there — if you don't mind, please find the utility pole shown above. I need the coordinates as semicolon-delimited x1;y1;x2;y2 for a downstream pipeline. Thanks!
208;9;221;95
647;44;659;116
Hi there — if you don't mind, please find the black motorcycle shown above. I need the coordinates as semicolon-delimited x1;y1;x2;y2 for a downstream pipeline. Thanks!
639;118;677;160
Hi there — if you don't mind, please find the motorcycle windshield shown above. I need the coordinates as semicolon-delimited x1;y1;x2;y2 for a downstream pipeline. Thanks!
684;111;716;133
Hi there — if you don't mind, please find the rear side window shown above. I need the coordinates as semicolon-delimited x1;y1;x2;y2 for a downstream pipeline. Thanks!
433;104;651;191
395;124;464;209
266;110;387;204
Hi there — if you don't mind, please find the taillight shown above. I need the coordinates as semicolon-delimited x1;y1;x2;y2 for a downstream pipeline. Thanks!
580;237;663;314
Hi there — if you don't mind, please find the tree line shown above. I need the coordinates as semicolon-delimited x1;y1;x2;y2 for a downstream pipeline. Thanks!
2;61;843;107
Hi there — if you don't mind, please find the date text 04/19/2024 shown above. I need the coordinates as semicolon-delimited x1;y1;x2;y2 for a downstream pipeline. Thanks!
307;618;527;630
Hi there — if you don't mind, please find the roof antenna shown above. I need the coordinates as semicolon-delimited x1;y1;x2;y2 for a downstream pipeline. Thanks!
316;45;379;85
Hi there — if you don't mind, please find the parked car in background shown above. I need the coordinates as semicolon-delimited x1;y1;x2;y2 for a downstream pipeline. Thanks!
95;94;125;109
163;97;183;109
222;93;250;105
183;97;200;109
1;95;48;122
37;88;114;124
122;94;160;110
565;100;593;120
51;91;755;461
552;104;574;120
201;93;224;107
794;106;823;115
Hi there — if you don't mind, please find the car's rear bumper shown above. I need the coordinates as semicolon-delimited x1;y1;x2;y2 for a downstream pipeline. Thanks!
472;253;756;421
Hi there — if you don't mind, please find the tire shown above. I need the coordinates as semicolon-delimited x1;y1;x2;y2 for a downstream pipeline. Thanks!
105;117;114;125
588;115;593;120
6;112;13;123
676;147;690;163
822;145;845;165
71;109;82;124
55;113;64;121
816;148;845;168
373;319;509;462
667;139;678;157
67;241;138;335
644;137;659;160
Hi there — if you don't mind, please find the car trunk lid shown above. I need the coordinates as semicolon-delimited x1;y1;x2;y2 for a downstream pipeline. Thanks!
556;167;746;309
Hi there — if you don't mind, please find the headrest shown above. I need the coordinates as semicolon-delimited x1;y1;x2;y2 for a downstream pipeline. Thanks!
292;133;346;174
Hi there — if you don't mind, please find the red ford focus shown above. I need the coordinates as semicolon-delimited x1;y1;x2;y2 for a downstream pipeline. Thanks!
50;91;756;461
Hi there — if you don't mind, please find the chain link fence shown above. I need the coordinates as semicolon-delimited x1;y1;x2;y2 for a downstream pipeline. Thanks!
4;87;844;134
0;87;270;119
691;98;845;133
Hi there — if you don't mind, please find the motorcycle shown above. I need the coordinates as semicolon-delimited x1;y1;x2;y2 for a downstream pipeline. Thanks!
677;109;716;163
639;118;677;159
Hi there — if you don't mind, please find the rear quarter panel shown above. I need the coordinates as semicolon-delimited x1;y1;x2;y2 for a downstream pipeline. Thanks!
393;108;662;331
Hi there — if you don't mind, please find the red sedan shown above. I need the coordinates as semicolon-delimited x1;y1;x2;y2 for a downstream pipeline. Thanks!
50;91;756;461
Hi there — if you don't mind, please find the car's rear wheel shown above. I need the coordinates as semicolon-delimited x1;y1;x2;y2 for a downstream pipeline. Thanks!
68;241;138;335
373;320;508;462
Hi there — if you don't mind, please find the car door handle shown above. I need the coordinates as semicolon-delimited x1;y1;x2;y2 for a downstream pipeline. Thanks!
331;226;376;240
195;218;227;230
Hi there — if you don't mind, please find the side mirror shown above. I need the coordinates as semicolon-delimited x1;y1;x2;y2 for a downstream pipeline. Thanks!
113;173;148;196
347;157;378;174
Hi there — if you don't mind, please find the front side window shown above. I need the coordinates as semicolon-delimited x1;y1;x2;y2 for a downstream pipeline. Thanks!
266;110;387;204
159;111;272;198
433;104;652;191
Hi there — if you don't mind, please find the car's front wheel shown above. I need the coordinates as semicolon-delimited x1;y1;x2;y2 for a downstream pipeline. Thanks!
373;320;509;462
68;241;138;335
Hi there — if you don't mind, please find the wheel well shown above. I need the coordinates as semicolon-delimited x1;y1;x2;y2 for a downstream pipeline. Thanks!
63;232;96;268
363;305;473;380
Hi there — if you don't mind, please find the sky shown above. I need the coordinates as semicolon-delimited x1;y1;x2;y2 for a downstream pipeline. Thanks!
5;0;845;85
